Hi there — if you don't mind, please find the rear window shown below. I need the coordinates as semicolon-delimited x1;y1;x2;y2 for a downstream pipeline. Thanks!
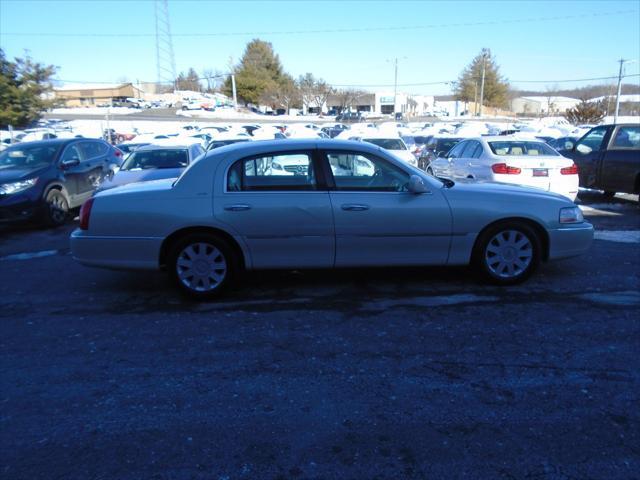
488;141;558;156
436;138;462;152
362;138;405;150
121;149;189;170
611;126;640;149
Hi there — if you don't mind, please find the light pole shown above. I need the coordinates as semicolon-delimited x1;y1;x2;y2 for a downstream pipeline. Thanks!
478;52;487;117
614;58;635;124
388;57;407;116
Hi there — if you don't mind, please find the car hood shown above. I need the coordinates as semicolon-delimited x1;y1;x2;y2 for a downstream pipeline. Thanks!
100;168;184;190
0;166;49;183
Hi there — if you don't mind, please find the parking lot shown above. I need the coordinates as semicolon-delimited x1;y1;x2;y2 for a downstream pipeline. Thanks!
1;192;639;479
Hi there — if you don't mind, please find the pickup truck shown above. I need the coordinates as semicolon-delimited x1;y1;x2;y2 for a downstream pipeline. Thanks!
559;123;640;195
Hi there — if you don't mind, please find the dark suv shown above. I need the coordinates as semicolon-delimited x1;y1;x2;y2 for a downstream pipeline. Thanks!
417;136;463;171
559;124;640;195
0;138;123;226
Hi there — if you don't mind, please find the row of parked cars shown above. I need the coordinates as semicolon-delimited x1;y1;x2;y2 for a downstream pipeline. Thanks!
1;120;638;230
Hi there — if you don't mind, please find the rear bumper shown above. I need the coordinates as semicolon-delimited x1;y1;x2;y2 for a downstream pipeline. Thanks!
547;223;594;260
70;229;163;270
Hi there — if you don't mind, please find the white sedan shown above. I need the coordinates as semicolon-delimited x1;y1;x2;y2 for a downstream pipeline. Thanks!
428;137;579;201
71;139;593;299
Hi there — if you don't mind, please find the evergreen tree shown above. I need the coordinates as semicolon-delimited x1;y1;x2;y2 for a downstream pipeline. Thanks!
455;48;510;109
224;39;286;105
0;49;57;128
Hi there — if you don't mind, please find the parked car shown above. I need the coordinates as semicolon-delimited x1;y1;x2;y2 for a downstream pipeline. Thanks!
429;137;579;201
98;144;205;191
70;139;593;298
402;135;431;159
207;138;251;151
114;142;151;158
559;124;640;196
418;136;463;170
336;112;365;123
548;136;580;152
321;124;350;138
0;139;122;225
356;136;417;166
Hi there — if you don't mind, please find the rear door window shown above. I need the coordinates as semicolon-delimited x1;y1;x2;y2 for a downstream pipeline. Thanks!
610;126;640;149
227;152;317;191
79;141;108;160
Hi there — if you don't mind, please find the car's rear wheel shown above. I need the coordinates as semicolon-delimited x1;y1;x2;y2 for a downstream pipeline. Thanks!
42;190;69;227
168;234;237;299
473;222;541;285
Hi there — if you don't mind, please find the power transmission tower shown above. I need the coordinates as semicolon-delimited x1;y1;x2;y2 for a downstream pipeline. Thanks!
155;0;177;92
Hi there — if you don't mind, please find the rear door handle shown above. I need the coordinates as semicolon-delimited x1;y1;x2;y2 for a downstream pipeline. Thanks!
224;204;252;211
341;204;370;211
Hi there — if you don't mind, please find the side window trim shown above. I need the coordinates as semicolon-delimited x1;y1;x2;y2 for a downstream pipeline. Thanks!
60;143;84;163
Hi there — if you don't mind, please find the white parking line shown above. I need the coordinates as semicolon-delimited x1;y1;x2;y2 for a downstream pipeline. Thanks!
593;230;640;244
0;250;62;261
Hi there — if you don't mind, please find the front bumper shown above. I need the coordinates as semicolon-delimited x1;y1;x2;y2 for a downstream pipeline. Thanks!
547;222;594;260
70;229;163;270
0;195;41;223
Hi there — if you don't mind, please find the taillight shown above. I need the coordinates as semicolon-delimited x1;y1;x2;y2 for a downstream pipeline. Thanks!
560;163;579;175
491;163;521;175
114;148;123;158
79;197;94;230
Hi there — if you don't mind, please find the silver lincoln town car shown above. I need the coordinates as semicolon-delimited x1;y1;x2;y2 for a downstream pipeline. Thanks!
71;139;593;298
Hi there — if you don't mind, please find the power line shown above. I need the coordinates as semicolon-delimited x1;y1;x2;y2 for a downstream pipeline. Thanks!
2;10;637;37
52;73;640;88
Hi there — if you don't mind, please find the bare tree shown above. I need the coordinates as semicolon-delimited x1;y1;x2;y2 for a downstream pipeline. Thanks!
312;80;333;114
334;88;365;112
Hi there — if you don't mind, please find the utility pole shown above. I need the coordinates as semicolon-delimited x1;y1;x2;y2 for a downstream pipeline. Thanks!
473;80;478;116
479;52;486;117
231;74;238;111
614;58;633;124
393;57;398;116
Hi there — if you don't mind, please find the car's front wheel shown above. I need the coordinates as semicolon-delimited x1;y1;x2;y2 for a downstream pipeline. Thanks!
168;234;238;299
473;222;541;285
42;189;69;227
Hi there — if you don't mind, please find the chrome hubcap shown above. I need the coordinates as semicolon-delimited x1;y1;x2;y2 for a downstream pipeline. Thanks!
176;242;227;292
485;230;533;278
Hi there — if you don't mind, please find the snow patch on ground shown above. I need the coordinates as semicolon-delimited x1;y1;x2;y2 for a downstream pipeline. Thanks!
577;290;640;306
593;230;640;243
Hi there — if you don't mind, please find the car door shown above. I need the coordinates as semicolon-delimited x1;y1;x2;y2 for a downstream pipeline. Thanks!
451;141;480;179
77;141;109;201
437;141;466;178
599;125;640;193
322;149;452;267
213;149;335;269
570;126;611;188
58;143;86;206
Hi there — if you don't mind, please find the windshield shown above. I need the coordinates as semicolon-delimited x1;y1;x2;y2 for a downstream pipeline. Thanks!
0;143;61;170
121;149;189;170
363;138;405;150
488;141;558;156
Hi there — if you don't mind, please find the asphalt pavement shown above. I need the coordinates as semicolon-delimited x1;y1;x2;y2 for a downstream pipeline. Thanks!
0;193;638;479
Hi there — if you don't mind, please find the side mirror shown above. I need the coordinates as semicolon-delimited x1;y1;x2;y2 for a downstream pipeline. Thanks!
61;158;80;169
407;174;429;194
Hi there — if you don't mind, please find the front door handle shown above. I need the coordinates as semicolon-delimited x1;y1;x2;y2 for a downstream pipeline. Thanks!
341;204;370;211
224;204;252;211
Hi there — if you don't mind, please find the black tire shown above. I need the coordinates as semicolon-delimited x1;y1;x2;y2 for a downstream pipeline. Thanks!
42;189;69;227
472;221;541;285
167;233;239;300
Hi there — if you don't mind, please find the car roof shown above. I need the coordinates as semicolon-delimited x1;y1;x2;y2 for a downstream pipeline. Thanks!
136;144;193;151
4;138;89;148
479;136;551;142
203;138;385;157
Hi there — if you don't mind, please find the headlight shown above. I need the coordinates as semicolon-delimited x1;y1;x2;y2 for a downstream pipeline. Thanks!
559;206;584;224
0;178;38;195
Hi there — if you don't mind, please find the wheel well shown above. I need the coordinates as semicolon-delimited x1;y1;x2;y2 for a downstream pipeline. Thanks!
159;226;246;270
43;183;69;202
473;217;550;261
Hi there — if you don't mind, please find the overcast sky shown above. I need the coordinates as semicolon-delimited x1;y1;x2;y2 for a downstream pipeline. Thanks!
1;0;639;95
